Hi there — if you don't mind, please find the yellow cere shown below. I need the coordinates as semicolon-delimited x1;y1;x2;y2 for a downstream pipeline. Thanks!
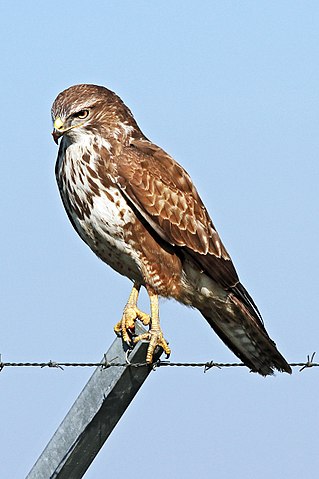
54;117;64;130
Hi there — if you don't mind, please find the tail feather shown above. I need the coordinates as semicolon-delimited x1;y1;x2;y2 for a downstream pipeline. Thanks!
200;294;291;376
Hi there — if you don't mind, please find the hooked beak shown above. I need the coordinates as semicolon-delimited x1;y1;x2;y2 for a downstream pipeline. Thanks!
52;129;62;144
52;117;65;145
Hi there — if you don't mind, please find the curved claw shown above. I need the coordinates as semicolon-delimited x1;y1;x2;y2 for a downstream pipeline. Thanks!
133;330;171;363
114;305;151;344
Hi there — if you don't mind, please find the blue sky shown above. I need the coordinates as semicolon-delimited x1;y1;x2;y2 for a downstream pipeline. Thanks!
1;1;318;478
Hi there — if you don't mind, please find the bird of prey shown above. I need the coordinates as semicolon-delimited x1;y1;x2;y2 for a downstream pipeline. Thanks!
51;84;291;376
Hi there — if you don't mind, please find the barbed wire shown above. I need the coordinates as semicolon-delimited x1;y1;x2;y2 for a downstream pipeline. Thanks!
0;352;317;373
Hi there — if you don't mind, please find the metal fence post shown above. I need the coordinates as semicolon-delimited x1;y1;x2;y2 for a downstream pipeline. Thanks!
26;323;161;479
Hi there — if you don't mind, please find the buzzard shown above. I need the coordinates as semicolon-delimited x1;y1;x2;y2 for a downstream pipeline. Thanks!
52;84;291;376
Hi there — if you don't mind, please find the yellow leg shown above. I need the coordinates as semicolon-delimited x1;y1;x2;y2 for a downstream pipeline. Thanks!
114;283;151;344
133;289;171;363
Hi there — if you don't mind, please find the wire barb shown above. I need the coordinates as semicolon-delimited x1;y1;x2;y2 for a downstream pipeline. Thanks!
100;354;114;370
41;360;64;370
298;352;316;372
204;361;222;373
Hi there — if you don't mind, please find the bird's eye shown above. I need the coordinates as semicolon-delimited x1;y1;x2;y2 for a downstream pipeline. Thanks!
74;109;89;119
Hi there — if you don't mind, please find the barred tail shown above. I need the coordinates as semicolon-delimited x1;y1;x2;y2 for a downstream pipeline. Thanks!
199;293;291;376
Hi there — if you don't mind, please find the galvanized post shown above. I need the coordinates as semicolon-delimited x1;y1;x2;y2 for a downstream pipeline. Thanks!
26;323;161;479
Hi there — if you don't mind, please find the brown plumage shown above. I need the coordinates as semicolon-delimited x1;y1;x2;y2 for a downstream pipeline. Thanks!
52;84;291;376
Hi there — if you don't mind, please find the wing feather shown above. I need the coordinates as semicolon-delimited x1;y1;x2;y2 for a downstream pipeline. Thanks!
117;140;225;251
115;139;235;265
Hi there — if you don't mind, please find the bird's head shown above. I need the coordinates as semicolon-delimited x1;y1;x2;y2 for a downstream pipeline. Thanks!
51;84;138;145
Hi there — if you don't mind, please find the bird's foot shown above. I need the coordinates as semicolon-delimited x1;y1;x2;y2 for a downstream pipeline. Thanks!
133;327;171;363
114;304;151;344
114;283;170;363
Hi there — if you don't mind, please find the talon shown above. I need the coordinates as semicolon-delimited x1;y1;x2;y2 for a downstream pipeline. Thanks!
134;330;171;363
114;305;151;343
